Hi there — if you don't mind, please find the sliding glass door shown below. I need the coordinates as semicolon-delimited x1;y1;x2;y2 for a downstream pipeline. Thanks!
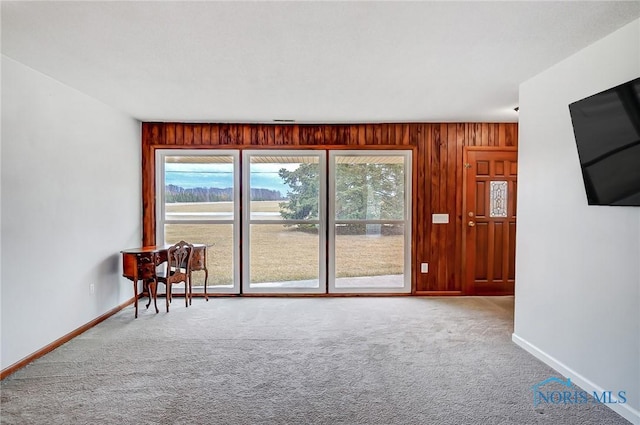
242;151;327;294
329;151;412;293
156;149;410;295
156;150;240;294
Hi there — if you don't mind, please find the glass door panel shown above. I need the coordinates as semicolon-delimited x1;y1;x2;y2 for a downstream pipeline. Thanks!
243;151;326;293
249;224;320;289
335;224;406;289
164;223;234;288
156;150;240;294
329;151;412;293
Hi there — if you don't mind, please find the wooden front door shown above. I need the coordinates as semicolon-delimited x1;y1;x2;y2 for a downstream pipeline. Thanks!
463;148;517;295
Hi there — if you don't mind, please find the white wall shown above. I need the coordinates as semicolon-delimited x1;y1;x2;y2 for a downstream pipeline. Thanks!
514;19;640;424
1;55;141;371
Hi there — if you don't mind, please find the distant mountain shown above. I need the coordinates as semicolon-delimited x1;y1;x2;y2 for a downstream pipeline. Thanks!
165;185;283;203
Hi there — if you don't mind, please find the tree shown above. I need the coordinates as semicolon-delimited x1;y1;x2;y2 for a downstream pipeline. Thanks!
278;163;319;221
278;162;405;233
335;163;404;220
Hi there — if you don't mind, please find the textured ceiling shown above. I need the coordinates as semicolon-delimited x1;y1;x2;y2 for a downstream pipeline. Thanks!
2;1;639;123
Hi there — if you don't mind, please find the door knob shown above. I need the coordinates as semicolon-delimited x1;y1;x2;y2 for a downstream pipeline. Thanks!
468;221;475;227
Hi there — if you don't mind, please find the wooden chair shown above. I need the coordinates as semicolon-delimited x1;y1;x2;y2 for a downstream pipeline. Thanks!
156;241;194;312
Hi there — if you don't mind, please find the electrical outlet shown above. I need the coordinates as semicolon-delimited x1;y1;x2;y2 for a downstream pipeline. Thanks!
421;263;429;273
90;283;95;295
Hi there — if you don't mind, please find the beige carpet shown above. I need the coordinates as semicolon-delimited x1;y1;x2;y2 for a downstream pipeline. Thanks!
0;296;631;424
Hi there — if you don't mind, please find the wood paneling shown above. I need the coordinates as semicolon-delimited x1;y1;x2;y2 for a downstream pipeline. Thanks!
141;122;518;293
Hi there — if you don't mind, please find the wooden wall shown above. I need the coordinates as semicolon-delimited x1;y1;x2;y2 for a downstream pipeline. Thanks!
141;122;518;293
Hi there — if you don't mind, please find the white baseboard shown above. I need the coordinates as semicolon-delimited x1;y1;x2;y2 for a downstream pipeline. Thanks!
512;333;640;425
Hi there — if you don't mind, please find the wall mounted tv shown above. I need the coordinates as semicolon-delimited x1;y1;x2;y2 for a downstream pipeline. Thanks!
569;77;640;206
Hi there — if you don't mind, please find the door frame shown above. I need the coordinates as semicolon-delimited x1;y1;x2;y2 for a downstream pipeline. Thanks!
461;146;517;295
242;149;328;294
328;150;413;294
155;149;242;294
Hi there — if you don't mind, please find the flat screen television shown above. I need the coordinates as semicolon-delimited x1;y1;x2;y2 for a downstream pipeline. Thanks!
569;77;640;206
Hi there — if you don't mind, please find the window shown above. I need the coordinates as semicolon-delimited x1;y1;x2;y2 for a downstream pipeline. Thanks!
156;149;411;295
156;150;240;294
329;151;412;293
242;151;327;294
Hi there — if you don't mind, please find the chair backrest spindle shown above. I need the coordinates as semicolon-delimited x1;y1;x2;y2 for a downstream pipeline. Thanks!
159;240;194;312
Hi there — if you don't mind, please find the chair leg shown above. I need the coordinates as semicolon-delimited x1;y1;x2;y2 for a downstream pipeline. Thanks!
204;269;209;302
188;275;192;306
165;283;170;312
185;279;189;308
188;272;192;306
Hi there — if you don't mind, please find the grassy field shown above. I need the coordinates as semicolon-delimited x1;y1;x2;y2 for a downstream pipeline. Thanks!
166;200;279;213
165;201;404;286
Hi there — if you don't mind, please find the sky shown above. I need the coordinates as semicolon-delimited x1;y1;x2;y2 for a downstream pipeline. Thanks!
164;163;299;194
